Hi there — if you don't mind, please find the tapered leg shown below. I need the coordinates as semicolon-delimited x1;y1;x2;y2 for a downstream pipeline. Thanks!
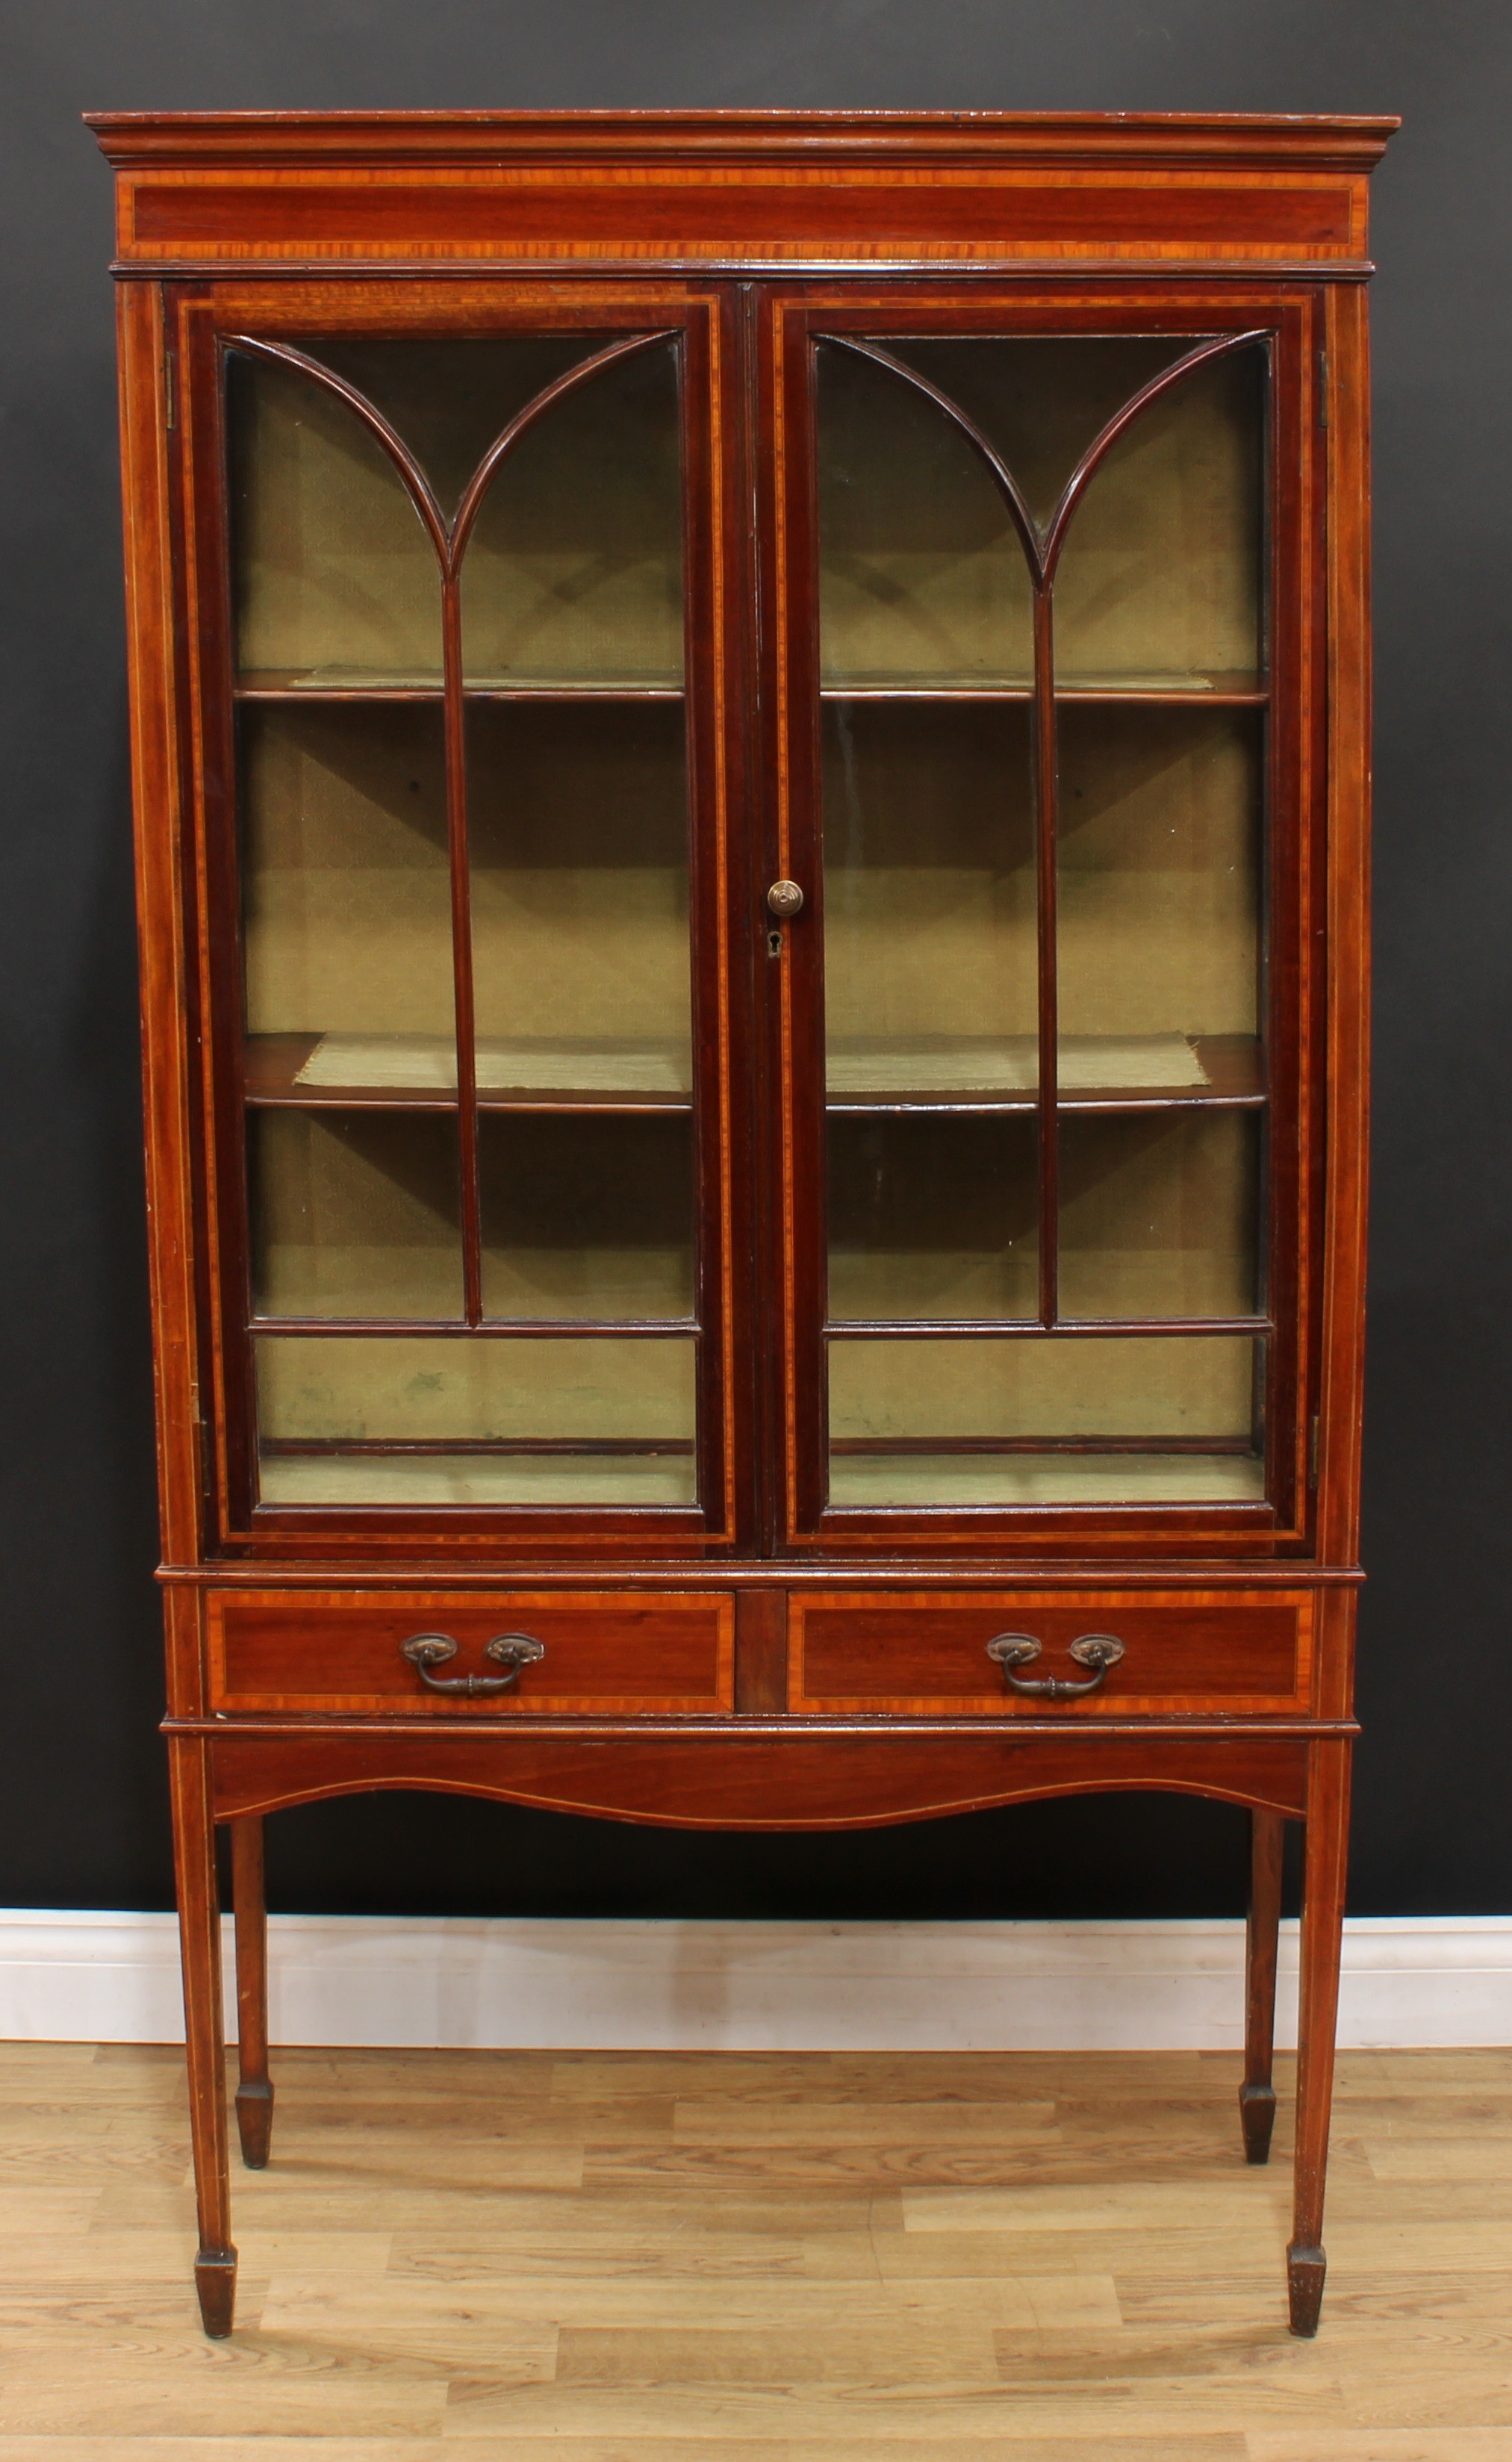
167;1735;237;2337
1240;1809;1286;2163
230;1815;274;2169
1288;1739;1351;2337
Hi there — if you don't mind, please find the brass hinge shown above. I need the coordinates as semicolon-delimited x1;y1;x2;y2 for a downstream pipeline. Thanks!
1308;1414;1321;1489
164;346;176;431
1318;352;1328;429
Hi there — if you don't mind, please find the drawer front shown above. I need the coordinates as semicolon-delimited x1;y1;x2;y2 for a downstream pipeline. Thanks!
791;1590;1313;1717
208;1591;734;1716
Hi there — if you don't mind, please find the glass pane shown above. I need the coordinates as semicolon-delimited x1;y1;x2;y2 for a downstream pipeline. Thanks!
480;1114;694;1321
238;701;464;1321
249;1110;463;1320
1057;703;1262;1059
465;702;692;1098
828;1335;1263;1506
240;705;455;1058
1054;348;1264;690
811;332;1273;1516
828;1114;1036;1323
821;703;1037;1097
302;338;600;520
232;332;702;1514
817;341;1034;686
228;352;441;687
1058;1113;1260;1321
884;337;1188;533
255;1334;697;1505
460;339;684;686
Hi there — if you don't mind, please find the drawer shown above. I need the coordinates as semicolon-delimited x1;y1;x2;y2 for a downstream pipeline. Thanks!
208;1590;734;1716
791;1590;1313;1716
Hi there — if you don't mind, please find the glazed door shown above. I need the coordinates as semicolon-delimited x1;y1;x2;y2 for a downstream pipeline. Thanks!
179;285;748;1548
765;287;1322;1549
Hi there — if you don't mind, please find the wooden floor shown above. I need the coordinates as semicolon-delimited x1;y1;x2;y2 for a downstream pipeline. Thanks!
0;2042;1508;2456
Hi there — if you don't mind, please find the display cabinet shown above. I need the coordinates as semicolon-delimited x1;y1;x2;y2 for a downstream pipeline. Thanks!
90;107;1396;2339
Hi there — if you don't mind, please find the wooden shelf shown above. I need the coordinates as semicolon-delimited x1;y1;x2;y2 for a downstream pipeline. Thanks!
243;1033;693;1115
236;671;685;703
258;1448;698;1508
237;673;1260;709
826;1033;1263;1114
821;670;1267;706
827;1451;1267;1508
246;1033;1261;1116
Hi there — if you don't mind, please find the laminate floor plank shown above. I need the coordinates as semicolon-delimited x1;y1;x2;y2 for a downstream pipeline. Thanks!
0;2192;104;2233
1117;2265;1512;2325
0;2042;1505;2446
857;2225;1288;2279
1362;2139;1512;2178
1326;2051;1512;2085
436;2380;1340;2436
550;2051;1221;2099
669;2100;1060;2142
13;2232;393;2281
901;2180;1295;2232
388;2228;821;2278
1248;2436;1512;2458
0;2442;1251;2462
551;2321;1004;2386
578;2147;1085;2188
276;2095;677;2133
261;2271;1119;2336
188;2143;589;2191
1331;2093;1512;2130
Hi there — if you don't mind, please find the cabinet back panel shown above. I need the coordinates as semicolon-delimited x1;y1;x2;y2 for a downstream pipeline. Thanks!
466;703;691;1048
459;340;684;686
828;1112;1039;1322
479;1112;695;1321
828;1331;1258;1440
1059;1110;1261;1321
1057;704;1262;1041
249;1108;463;1319
1054;350;1264;686
240;704;454;1039
821;703;1036;1043
230;354;441;680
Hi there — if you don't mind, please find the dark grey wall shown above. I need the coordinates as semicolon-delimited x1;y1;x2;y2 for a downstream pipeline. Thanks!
1;2;1508;1921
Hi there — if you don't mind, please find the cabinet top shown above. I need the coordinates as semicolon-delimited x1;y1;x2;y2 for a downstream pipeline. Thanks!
86;108;1399;273
87;108;1399;167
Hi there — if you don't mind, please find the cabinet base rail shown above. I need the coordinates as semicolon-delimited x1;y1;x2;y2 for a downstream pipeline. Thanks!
171;1737;1351;2342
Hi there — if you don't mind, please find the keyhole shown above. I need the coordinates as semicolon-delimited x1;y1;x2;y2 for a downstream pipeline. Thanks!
768;929;784;957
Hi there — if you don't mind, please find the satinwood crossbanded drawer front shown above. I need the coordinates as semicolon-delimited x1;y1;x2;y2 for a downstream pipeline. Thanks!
791;1591;1314;1718
208;1591;734;1717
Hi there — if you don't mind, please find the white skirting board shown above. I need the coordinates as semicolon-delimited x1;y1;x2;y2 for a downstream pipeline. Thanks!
0;1911;1509;2050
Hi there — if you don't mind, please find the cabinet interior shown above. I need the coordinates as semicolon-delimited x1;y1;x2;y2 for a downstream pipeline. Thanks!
228;316;1274;1517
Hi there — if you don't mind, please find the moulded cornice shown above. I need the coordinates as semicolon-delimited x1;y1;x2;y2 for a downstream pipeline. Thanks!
85;108;1401;175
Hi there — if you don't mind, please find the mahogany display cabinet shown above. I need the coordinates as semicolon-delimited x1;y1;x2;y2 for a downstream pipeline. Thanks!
89;108;1396;2340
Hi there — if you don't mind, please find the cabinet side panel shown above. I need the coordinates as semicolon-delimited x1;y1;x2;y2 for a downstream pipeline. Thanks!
1316;283;1371;1567
1313;1580;1357;1724
118;281;205;1572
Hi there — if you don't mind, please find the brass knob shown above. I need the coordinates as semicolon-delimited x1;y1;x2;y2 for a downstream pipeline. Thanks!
767;880;804;918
